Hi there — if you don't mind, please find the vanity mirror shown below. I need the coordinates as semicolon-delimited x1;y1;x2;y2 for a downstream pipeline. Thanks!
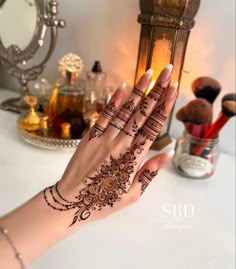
0;0;65;112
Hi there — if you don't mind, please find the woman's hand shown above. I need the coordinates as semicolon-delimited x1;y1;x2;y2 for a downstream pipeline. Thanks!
44;64;178;227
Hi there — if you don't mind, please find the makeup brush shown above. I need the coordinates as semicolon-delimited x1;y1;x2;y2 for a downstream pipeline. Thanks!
176;106;192;133
203;93;236;139
192;76;221;104
185;98;213;137
222;93;236;103
192;93;236;156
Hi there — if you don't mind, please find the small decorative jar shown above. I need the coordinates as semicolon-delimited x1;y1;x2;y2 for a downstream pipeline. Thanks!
172;131;220;179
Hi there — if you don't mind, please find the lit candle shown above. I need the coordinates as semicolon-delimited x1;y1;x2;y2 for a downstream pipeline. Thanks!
146;80;155;96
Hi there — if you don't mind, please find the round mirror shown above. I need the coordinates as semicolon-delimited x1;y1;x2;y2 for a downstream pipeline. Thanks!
0;0;65;113
0;0;37;50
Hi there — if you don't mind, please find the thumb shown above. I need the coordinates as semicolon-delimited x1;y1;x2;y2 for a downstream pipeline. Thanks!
129;151;173;197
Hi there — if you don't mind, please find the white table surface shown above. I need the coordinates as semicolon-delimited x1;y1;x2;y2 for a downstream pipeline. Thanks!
0;89;235;269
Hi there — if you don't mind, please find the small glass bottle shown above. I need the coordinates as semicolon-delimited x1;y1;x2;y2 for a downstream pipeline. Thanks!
86;61;107;113
172;131;220;179
58;70;85;114
39;115;49;137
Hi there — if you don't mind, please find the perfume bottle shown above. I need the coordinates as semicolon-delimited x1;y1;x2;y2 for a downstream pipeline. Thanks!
57;70;85;114
39;115;49;137
52;53;87;139
86;61;107;114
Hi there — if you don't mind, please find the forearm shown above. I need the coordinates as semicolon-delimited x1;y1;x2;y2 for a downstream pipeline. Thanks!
0;189;79;268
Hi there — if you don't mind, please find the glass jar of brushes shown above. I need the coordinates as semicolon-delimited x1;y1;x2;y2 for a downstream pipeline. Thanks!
172;131;220;179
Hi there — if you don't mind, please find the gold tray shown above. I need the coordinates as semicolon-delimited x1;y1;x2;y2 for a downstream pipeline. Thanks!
18;127;81;150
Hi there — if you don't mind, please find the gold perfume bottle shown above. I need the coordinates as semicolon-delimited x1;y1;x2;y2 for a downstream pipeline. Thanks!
57;70;84;114
18;95;41;131
53;53;87;139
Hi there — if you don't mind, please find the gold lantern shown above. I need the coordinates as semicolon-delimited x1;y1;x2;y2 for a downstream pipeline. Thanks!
135;0;201;150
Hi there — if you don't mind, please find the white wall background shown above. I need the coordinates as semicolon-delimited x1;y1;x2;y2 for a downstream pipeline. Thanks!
0;0;235;155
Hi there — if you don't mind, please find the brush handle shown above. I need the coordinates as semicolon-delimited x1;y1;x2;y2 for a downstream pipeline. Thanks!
192;112;229;156
190;122;211;138
203;113;229;139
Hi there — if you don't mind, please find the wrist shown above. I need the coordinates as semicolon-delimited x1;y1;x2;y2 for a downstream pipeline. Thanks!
0;190;81;265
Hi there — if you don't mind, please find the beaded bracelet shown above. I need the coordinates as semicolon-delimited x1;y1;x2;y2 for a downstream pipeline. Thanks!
0;227;25;269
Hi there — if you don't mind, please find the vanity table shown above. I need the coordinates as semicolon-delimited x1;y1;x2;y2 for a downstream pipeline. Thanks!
0;89;235;269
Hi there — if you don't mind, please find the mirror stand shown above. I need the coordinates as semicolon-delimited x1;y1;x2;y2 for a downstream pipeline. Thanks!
0;0;65;113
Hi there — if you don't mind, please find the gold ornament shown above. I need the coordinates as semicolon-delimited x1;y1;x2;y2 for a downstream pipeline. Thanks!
18;95;41;131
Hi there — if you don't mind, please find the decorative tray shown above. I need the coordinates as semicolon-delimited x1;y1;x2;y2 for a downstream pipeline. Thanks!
18;127;81;150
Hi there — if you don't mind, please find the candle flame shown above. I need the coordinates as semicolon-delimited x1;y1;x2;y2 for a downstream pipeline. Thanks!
146;80;156;96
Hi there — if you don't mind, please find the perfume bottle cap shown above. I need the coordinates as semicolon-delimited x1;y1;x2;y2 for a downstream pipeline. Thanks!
61;122;71;139
92;61;102;73
65;70;78;85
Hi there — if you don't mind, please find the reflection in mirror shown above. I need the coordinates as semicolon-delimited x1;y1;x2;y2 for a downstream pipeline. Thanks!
0;0;37;50
0;0;65;113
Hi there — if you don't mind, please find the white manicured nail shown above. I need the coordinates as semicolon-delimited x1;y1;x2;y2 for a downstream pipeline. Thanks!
120;82;127;90
167;149;175;158
170;81;179;98
166;64;173;72
146;68;154;76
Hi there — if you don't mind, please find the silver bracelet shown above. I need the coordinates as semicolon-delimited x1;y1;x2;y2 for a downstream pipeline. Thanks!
0;226;25;269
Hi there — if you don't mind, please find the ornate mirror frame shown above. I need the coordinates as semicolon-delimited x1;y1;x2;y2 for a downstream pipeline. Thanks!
0;0;65;112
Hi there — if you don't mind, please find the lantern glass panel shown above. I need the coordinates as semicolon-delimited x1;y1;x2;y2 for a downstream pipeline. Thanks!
136;26;152;82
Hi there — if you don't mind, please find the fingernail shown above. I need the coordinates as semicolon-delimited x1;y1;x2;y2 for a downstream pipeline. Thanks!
120;82;127;90
167;149;175;158
170;81;179;98
157;64;173;88
158;152;173;168
146;68;154;76
166;64;173;72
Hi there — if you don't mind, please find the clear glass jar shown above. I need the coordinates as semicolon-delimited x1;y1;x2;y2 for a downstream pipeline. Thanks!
172;131;220;179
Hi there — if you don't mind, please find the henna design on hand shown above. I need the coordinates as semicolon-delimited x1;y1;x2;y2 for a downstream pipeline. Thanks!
89;123;106;140
123;120;140;137
140;97;148;117
102;102;117;121
44;140;146;226
139;82;167;117
116;99;136;123
132;87;144;98
148;82;166;101
138;169;159;194
140;102;167;141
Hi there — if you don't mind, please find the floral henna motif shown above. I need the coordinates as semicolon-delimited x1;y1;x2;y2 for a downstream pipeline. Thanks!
140;102;167;141
44;140;146;226
140;97;148;117
102;102;117;121
138;169;158;194
116;99;136;123
89;124;106;140
123;120;140;137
